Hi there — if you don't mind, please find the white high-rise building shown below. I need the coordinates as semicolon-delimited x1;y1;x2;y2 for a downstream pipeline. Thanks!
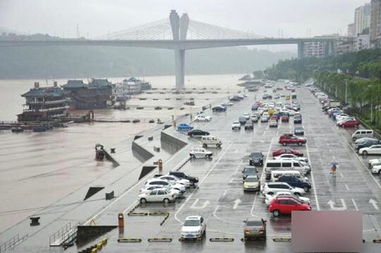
355;3;371;35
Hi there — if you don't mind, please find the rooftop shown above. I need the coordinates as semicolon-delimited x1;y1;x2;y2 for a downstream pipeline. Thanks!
22;87;64;98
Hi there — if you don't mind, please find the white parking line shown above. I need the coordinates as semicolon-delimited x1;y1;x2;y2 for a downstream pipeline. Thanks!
306;142;320;210
352;199;359;211
174;142;233;224
345;184;350;191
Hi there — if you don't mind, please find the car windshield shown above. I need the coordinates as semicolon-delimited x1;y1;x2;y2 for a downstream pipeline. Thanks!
246;220;263;226
184;220;200;226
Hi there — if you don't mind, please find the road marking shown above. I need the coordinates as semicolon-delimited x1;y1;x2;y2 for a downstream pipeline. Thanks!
174;142;232;224
250;194;258;217
339;172;344;178
328;199;347;210
306;142;320;210
345;184;350;191
351;199;359;211
233;199;241;210
222;189;227;197
190;199;210;209
369;199;379;211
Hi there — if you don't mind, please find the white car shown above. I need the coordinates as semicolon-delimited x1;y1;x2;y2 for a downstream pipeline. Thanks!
371;165;381;174
189;147;213;159
194;115;212;122
181;216;206;240
140;185;182;198
158;175;191;188
369;158;381;168
138;188;176;204
262;182;305;196
232;121;241;130
264;191;310;206
274;154;308;163
359;144;381;155
145;179;186;192
243;113;251;120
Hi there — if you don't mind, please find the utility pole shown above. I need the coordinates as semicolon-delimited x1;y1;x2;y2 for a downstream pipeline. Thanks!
345;79;348;105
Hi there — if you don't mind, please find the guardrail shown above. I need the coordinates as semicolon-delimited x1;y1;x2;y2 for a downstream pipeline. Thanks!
0;234;28;253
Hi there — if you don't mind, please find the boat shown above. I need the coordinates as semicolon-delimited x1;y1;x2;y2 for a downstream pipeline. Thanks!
11;126;24;133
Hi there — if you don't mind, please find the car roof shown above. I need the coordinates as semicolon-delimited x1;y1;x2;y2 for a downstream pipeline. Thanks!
185;216;202;220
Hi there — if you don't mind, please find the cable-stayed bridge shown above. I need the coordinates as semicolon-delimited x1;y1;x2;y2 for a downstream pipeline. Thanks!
0;10;337;89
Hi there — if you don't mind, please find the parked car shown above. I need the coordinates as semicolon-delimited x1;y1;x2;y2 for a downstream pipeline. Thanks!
239;116;247;125
138;188;176;204
243;113;251;120
232;121;241;130
352;129;374;141
272;148;304;157
169;171;199;186
158;175;191;188
251;114;260;123
242;166;258;180
145;179;186;192
177;123;193;131
201;136;222;148
261;115;270;123
294;114;302;124
244;121;254;130
294;126;304;136
243;175;260;192
269;119;278;128
281;115;289;122
264;191;310;206
354;138;380;151
279;135;306;146
359;144;381;156
277;175;311;192
274;153;308;163
262;182;305;196
212;105;226;112
243;218;267;240
268;197;311;217
371;164;381;174
181;216;206;240
337;119;360;128
189;147;213;159
249;152;264;166
368;158;381;169
194;115;212;122
188;129;210;138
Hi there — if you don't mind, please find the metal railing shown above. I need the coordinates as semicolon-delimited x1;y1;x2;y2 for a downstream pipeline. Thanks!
49;222;77;247
0;234;29;253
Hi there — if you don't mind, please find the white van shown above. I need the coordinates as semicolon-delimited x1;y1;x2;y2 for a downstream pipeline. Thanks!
265;159;308;180
352;129;374;141
270;170;308;182
201;136;222;148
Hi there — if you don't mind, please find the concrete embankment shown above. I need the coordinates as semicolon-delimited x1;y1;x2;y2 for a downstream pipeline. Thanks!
161;128;188;154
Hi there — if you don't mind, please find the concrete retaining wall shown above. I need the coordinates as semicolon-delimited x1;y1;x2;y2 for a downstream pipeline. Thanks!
161;130;188;154
131;141;154;162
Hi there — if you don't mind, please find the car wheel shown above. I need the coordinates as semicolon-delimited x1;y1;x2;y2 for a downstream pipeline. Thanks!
282;142;287;146
362;151;368;156
203;143;207;148
273;210;280;217
190;154;195;159
216;144;221;149
140;198;147;204
304;186;309;192
163;198;170;204
298;142;302;146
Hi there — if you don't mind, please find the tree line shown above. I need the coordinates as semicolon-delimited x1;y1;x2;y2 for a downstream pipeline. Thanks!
265;49;381;132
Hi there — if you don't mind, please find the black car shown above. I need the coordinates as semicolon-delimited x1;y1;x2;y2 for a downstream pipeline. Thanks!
242;166;258;179
249;152;264;166
244;121;254;130
294;126;304;136
277;175;311;192
251;104;259;111
212;105;227;112
354;138;380;151
229;96;242;101
169;171;199;186
294;115;302;124
188;129;210;138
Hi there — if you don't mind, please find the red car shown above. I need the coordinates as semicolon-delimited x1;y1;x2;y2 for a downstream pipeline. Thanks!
338;119;360;128
281;115;289;122
268;197;311;217
272;148;304;157
279;135;306;146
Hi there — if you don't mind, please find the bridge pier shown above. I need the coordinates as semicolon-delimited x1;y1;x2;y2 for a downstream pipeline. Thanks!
297;41;304;59
175;49;185;90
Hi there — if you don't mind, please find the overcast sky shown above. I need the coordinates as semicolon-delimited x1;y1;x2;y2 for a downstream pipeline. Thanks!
0;0;370;38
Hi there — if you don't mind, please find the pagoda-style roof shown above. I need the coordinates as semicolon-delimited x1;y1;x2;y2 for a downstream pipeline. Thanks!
89;78;112;88
22;87;64;98
63;80;86;88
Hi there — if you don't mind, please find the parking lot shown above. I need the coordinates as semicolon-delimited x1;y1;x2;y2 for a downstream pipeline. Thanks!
82;82;381;252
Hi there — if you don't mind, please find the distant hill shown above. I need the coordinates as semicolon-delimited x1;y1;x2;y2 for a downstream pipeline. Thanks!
0;34;295;79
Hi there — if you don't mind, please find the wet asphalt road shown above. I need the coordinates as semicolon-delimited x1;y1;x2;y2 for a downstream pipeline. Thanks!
73;83;381;252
